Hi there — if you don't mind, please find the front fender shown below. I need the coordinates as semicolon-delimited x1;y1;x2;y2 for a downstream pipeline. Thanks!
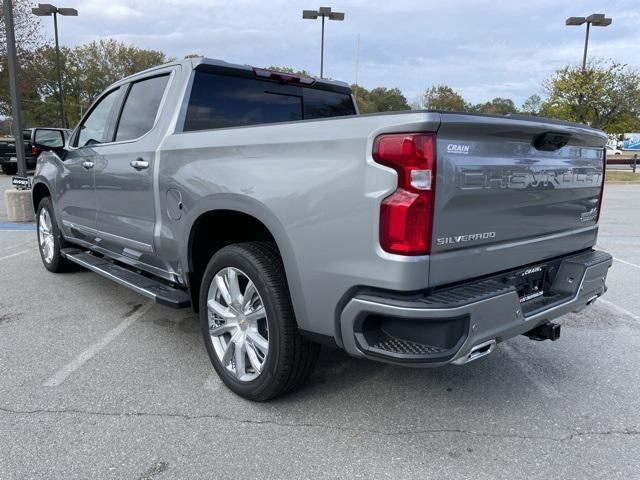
31;151;62;221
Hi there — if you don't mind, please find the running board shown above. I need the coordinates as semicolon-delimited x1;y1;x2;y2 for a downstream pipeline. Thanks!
61;248;191;309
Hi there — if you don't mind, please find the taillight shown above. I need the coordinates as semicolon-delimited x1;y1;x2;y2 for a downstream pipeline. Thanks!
596;147;606;222
31;145;40;156
373;133;436;255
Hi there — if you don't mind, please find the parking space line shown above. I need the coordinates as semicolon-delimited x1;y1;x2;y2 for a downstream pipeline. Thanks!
0;223;36;232
0;249;31;262
43;302;154;387
501;343;562;399
614;257;640;270
598;298;640;322
0;240;33;252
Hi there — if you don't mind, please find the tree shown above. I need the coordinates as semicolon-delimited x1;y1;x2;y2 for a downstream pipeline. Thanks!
0;0;46;119
352;85;374;113
0;0;44;56
420;85;467;111
540;61;640;132
470;97;518;115
521;94;541;115
352;85;409;113
266;66;312;76
367;87;409;112
31;40;170;127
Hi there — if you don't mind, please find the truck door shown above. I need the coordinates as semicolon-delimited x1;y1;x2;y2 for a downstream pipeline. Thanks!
59;87;122;242
93;73;171;257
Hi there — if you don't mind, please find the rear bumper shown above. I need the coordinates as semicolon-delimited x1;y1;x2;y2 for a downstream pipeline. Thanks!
339;249;612;367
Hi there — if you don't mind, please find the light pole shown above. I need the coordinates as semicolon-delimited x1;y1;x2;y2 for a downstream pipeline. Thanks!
2;0;26;178
302;7;344;78
566;13;612;71
565;13;612;123
32;3;78;129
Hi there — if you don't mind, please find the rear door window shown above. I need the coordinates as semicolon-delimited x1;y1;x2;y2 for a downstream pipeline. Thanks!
115;74;170;142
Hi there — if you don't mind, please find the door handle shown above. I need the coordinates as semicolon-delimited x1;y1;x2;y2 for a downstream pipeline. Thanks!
82;160;94;169
130;159;150;170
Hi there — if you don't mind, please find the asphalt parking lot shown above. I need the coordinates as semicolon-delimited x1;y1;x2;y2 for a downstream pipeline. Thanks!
1;174;639;479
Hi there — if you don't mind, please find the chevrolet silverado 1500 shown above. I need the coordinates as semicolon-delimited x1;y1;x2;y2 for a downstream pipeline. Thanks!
31;57;612;400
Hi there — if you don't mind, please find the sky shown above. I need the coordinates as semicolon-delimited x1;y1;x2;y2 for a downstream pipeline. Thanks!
39;0;640;106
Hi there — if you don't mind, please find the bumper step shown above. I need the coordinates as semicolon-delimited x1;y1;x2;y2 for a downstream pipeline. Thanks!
371;335;446;356
341;249;612;366
61;248;190;308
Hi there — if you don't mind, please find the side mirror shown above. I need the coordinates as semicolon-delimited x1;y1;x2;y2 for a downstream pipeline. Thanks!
33;128;66;151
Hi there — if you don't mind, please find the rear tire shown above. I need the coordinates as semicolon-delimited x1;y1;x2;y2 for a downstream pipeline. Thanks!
36;197;74;273
199;242;320;401
1;163;17;175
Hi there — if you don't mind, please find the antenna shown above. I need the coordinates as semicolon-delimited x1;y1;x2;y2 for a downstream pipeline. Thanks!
354;33;360;101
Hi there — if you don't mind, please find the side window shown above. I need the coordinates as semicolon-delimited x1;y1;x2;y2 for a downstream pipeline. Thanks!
76;88;120;147
115;75;170;142
183;72;302;131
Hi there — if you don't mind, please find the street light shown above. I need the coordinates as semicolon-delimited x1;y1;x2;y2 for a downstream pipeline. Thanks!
32;3;78;129
565;13;612;71
2;0;27;179
302;6;344;78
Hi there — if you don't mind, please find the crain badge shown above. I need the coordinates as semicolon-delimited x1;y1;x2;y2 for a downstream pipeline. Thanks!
520;266;542;277
446;143;470;155
436;231;496;246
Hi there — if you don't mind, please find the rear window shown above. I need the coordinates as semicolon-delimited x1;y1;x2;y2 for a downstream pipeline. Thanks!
303;88;355;119
183;72;355;131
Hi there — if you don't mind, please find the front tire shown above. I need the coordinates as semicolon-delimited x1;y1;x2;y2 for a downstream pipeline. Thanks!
37;197;74;273
199;242;319;401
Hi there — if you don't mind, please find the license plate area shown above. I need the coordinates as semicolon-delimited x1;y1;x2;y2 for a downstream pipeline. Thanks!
502;264;557;304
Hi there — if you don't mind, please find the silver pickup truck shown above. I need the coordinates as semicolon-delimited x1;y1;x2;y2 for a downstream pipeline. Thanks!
31;57;612;400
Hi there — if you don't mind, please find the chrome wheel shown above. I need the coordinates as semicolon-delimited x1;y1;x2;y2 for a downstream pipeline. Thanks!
207;267;269;382
38;207;55;264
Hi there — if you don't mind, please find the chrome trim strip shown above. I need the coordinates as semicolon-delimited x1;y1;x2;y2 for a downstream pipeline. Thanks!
486;225;597;252
95;229;154;254
62;219;98;236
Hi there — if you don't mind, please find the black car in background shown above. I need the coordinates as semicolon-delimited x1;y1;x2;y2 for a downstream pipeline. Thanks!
0;128;70;175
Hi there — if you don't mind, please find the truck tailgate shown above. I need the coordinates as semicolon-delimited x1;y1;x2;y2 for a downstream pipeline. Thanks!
429;113;606;287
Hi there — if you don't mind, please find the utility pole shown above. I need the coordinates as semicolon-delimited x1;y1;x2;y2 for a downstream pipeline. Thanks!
2;0;27;178
3;0;34;222
354;34;360;104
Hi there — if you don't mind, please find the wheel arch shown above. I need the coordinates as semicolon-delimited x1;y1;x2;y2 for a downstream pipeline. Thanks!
31;181;52;214
182;196;308;329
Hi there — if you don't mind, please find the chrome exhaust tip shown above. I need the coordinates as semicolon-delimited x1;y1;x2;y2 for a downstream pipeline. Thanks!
453;339;497;365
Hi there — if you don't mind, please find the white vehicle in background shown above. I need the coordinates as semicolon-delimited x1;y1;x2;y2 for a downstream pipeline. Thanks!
606;144;623;156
